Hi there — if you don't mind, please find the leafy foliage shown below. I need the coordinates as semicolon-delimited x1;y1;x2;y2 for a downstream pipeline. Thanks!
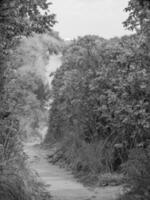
0;0;56;199
117;1;150;199
46;4;150;189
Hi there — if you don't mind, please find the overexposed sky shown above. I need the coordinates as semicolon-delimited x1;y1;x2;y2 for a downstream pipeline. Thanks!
50;0;132;40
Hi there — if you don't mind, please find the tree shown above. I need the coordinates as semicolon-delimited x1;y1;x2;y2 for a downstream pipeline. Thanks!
0;0;56;199
0;0;56;151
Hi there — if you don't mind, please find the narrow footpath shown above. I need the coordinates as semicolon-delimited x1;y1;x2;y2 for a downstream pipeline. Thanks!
24;142;122;200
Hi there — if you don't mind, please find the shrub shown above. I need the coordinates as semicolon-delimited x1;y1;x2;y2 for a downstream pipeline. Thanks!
119;147;150;200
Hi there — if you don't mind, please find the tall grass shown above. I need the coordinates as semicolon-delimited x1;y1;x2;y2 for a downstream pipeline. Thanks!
0;154;51;200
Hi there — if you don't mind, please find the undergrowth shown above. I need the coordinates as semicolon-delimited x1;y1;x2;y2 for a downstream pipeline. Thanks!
119;147;150;200
0;150;51;200
47;136;125;187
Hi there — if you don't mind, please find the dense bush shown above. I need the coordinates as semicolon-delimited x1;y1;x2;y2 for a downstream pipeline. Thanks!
119;148;150;200
0;153;51;200
9;32;63;141
0;0;56;199
46;0;150;194
46;34;143;171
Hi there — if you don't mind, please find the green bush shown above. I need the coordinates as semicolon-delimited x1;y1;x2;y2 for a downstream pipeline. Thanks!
119;147;150;200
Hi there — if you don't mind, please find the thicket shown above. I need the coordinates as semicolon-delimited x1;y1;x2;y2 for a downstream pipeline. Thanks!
0;0;57;199
11;33;62;141
46;0;150;195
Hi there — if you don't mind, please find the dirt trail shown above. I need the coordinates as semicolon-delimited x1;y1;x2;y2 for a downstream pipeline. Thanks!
24;142;122;200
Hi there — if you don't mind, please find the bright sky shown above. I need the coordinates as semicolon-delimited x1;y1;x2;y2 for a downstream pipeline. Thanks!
50;0;132;40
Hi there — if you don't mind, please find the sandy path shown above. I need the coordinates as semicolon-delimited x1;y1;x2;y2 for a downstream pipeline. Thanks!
24;143;122;200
